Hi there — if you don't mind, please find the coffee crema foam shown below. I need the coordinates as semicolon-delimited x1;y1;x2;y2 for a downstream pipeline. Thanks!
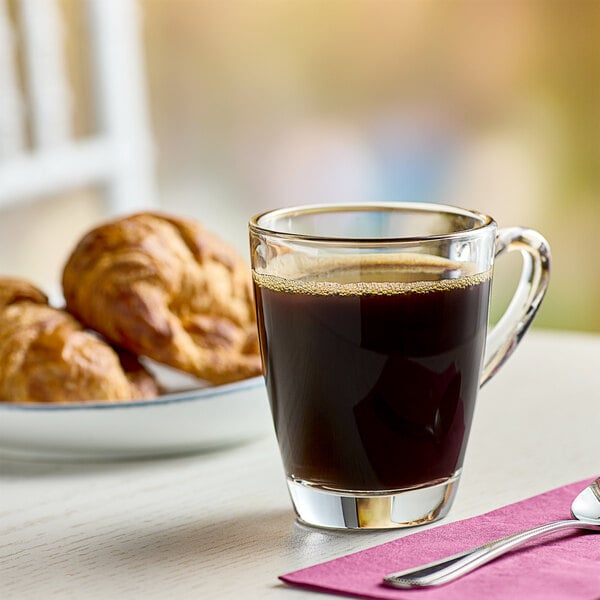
253;253;492;297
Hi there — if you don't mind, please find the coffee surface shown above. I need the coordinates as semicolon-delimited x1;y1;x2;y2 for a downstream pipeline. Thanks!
254;254;491;492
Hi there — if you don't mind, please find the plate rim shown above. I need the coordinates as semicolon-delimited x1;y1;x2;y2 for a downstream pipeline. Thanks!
0;375;265;412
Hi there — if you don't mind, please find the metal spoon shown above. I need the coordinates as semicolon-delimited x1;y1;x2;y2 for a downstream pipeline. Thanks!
384;477;600;589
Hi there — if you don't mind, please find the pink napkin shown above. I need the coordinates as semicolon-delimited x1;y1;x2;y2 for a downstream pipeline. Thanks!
280;478;600;599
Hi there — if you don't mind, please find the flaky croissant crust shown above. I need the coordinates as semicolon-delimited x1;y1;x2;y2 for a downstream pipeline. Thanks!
0;278;158;403
62;212;262;385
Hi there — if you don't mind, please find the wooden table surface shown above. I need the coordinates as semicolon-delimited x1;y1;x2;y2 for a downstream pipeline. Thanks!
2;329;599;599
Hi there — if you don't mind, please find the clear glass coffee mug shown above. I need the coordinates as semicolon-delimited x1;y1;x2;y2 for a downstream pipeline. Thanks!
249;203;550;529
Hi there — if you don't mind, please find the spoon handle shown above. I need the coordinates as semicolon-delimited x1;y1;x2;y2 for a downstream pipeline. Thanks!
384;519;598;588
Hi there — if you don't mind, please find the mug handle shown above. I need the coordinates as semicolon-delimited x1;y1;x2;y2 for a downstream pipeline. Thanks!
480;227;551;386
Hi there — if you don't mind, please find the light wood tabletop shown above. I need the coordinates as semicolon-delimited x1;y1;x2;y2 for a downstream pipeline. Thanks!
1;329;599;599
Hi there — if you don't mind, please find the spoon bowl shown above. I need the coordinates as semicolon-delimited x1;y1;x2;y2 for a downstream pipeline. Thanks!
570;478;600;522
384;477;600;588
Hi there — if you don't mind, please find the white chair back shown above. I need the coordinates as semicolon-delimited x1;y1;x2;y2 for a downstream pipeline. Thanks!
0;0;157;214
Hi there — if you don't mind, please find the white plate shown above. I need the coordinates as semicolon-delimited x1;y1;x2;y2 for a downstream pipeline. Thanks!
0;375;272;461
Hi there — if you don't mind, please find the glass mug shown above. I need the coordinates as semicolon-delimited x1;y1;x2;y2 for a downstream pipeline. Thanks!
249;202;550;529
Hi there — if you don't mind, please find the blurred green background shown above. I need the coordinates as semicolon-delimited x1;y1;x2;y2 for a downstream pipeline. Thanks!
2;0;599;331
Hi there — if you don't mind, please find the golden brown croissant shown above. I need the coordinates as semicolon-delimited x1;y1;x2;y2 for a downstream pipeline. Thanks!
0;277;159;403
62;212;262;385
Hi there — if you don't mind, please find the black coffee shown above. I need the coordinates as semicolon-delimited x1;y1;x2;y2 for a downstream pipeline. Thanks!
253;255;491;492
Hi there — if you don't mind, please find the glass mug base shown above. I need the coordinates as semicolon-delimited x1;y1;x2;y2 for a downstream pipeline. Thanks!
287;472;461;530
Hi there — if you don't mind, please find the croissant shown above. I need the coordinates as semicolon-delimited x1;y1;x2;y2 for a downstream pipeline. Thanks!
62;212;262;385
0;277;159;403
